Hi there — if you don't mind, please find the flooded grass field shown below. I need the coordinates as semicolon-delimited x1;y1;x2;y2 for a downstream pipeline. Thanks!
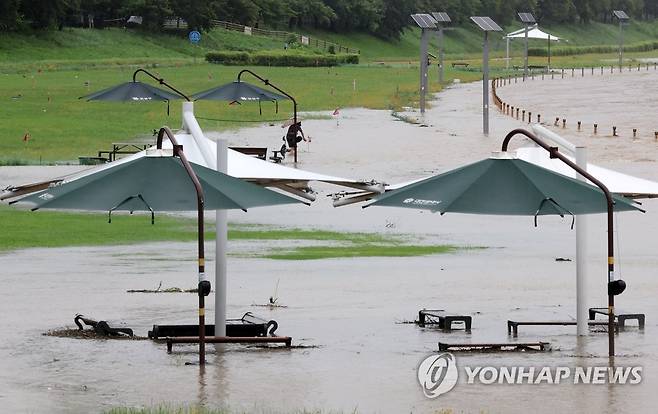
1;71;657;413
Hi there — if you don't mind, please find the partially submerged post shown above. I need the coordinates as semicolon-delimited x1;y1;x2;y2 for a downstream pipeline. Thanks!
505;128;629;357
411;13;438;114
431;12;451;84
470;16;503;136
613;10;630;70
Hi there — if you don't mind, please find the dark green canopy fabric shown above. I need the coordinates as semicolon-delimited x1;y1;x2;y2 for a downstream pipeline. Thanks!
192;81;289;102
369;157;642;215
81;81;181;102
16;155;303;212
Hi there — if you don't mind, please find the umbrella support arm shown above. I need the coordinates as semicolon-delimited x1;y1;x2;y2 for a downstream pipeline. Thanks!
237;69;299;163
133;68;192;102
157;127;208;365
237;69;297;124
502;128;618;358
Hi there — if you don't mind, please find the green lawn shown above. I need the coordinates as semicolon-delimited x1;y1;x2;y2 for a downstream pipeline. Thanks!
0;205;464;260
0;63;483;163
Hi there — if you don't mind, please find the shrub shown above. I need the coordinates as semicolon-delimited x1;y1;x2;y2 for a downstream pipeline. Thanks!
205;51;249;65
205;50;358;66
528;40;658;57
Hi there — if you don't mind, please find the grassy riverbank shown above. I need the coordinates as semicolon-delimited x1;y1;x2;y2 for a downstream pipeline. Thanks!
0;205;463;259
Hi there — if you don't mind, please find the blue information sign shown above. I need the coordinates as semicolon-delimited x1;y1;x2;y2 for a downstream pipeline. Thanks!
188;30;201;44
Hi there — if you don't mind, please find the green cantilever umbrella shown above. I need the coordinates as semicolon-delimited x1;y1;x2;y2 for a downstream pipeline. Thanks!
366;128;645;359
16;153;299;214
11;127;305;366
369;153;641;216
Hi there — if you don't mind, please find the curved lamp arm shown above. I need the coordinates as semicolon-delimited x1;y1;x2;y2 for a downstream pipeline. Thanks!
237;69;297;124
133;68;192;102
157;126;208;365
502;128;619;358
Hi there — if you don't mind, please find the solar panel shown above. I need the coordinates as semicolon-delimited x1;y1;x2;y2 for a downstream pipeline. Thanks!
432;12;451;23
411;13;437;29
470;16;502;32
518;12;536;24
613;10;629;20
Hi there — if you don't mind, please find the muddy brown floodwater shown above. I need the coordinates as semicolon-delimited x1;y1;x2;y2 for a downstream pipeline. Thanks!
1;72;657;414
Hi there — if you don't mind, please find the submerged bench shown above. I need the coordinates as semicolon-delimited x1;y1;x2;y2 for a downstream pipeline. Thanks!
165;336;292;353
589;307;645;330
439;342;551;352
507;320;616;338
418;309;472;331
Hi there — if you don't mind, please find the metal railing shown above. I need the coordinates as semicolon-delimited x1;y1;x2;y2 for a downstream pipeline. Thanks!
211;20;360;54
164;18;359;54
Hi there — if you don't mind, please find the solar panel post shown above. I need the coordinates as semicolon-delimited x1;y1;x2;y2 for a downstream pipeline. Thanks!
619;19;624;70
483;31;490;135
437;27;445;83
524;24;530;78
517;13;536;78
420;29;430;114
613;11;630;70
431;12;451;84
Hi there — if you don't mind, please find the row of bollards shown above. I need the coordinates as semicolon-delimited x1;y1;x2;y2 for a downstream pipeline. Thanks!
493;62;658;89
492;66;658;140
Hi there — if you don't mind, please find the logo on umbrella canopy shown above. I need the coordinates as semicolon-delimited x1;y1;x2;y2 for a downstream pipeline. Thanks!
403;198;442;206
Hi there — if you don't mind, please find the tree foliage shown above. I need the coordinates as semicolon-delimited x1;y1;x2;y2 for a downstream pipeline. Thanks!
2;0;655;36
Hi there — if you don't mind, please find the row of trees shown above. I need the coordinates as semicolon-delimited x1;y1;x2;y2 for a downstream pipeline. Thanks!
2;0;657;38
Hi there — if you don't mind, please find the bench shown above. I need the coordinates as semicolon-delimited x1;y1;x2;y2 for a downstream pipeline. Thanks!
507;320;616;338
439;342;551;352
451;62;469;68
98;142;152;162
418;309;472;331
269;143;287;163
149;312;278;339
165;336;292;353
589;307;645;330
229;146;268;160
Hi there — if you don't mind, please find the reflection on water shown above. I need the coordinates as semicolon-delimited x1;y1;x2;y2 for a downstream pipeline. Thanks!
1;73;657;413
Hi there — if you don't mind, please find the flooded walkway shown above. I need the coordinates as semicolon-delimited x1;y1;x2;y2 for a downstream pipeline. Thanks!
1;73;656;413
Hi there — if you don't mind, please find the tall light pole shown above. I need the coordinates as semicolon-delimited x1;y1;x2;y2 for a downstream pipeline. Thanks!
471;16;503;136
613;10;630;70
411;13;438;114
431;12;451;84
518;12;536;78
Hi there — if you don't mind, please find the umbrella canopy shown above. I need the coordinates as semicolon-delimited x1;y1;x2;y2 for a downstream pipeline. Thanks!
192;81;289;103
14;149;302;212
368;153;641;216
81;81;182;102
505;25;562;41
517;147;658;198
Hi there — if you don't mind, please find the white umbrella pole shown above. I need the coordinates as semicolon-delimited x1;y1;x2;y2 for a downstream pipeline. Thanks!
575;146;588;336
215;139;228;338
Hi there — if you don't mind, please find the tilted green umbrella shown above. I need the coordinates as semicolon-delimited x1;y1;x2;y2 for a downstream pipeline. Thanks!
12;127;304;365
369;153;641;216
16;153;300;215
81;81;182;102
367;129;645;358
192;81;289;103
79;68;192;115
